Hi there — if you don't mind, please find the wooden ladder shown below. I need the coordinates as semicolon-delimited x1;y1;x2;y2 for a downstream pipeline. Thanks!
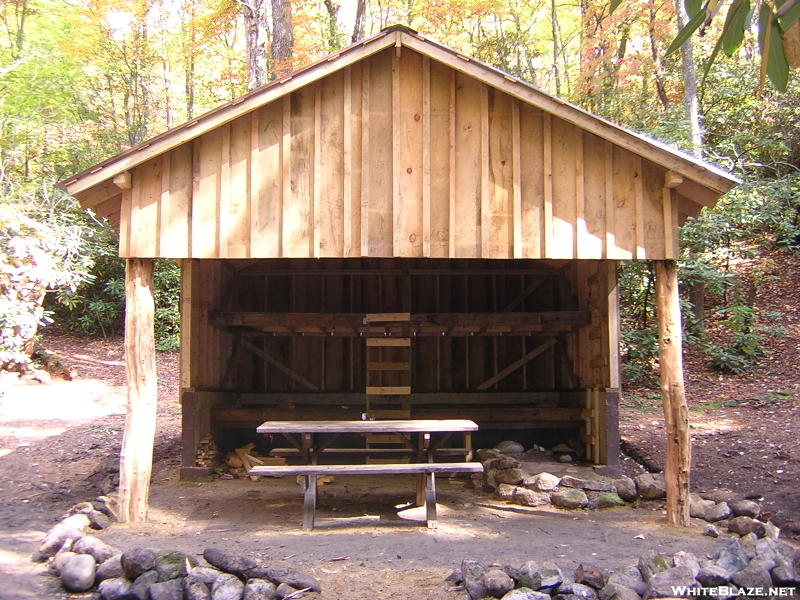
364;313;413;462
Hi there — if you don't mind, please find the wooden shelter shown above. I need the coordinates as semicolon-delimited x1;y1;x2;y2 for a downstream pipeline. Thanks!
59;25;739;525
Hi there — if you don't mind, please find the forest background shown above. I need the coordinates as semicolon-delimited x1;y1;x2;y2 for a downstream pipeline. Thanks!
1;0;799;382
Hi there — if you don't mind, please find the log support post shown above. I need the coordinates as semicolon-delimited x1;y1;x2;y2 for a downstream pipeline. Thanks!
119;258;158;523
654;259;691;526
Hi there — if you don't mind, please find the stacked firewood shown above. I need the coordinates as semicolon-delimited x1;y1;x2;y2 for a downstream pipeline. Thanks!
195;436;221;469
218;442;286;481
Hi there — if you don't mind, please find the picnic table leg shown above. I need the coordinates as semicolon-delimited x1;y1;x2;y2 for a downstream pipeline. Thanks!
415;433;431;506
302;474;317;531
425;472;437;529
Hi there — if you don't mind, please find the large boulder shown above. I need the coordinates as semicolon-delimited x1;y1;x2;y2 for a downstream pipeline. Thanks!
599;583;642;600
555;581;599;600
634;474;666;500
588;493;626;509
150;579;184;600
560;476;613;492
689;494;716;520
696;565;732;587
607;565;646;596
501;590;551;600
38;520;88;558
540;562;565;590
129;570;160;600
706;502;733;523
61;554;96;592
250;565;322;592
730;563;773;590
730;499;761;519
672;552;700;578
98;577;134;600
155;550;198;581
96;554;125;582
72;536;118;564
183;576;213;600
496;468;527;485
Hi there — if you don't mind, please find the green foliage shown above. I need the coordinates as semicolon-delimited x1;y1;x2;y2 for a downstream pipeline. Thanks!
704;303;786;374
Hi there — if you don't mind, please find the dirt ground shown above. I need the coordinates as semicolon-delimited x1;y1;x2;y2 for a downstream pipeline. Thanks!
0;253;798;598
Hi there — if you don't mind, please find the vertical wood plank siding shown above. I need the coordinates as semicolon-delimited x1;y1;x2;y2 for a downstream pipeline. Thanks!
121;48;677;260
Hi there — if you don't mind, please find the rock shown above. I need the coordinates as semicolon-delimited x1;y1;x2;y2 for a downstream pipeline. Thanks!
190;566;224;587
496;468;527;485
462;560;488;600
588;493;626;509
96;554;125;582
87;510;112;530
540;562;564;590
634;474;666;500
689;494;717;520
556;582;599;600
696;565;732;587
502;565;522;584
204;548;258;577
495;441;525;454
212;573;246;600
526;473;561;492
728;516;765;537
519;560;542;590
497;483;518;500
501;590;552;600
244;578;278;600
61;553;96;592
638;550;672;583
560;476;613;492
763;521;780;540
598;583;642;600
72;535;118;564
150;579;184;600
749;555;776;573
607;565;646;596
730;563;773;590
705;502;733;523
156;550;198;581
730;499;761;519
486;569;516;598
758;538;797;568
122;548;158;580
476;448;503;461
552;444;572;453
672;552;700;578
484;470;500;493
558;454;574;463
515;488;551;507
551;489;588;509
771;563;799;586
703;524;721;538
485;457;522;470
612;478;637;502
184;576;213;600
643;566;698;599
575;564;605;589
38;522;86;558
255;565;322;593
130;570;160;600
98;577;134;600
274;583;298;599
52;550;77;576
715;537;750;575
740;533;758;558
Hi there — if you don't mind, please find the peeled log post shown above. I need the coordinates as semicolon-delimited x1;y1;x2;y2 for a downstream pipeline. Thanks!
655;259;691;526
119;258;158;523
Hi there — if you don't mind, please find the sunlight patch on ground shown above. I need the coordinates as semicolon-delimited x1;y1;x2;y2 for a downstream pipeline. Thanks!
0;426;68;439
0;378;126;421
691;418;741;434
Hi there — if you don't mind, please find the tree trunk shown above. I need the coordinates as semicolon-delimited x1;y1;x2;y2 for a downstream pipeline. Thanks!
271;0;293;80
655;260;691;527
242;0;270;90
118;258;158;523
351;0;366;43
674;0;702;157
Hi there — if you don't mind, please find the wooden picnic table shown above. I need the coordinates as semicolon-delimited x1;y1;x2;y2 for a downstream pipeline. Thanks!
253;419;481;529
